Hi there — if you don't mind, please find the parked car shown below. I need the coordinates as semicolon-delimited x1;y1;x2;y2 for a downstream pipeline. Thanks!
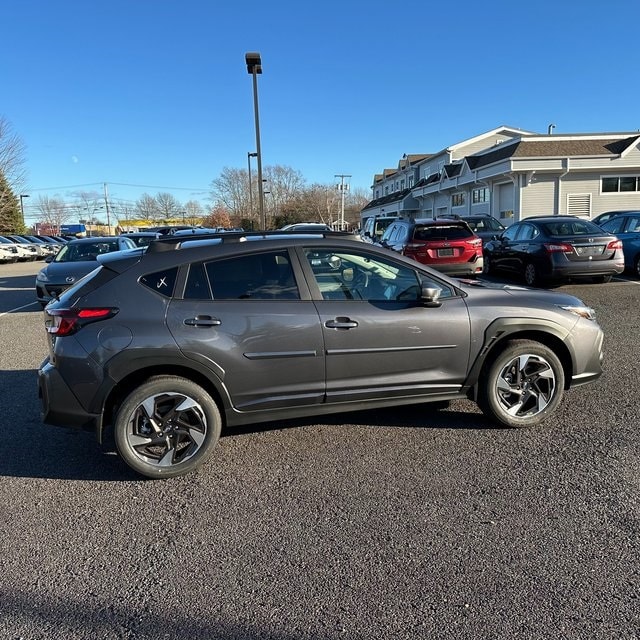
598;212;640;277
20;234;59;257
35;236;137;306
483;215;625;286
2;235;39;260
38;230;604;478
0;241;18;263
120;231;161;247
361;215;397;244
458;215;506;244
591;210;639;227
280;223;332;232
379;218;483;277
0;236;21;262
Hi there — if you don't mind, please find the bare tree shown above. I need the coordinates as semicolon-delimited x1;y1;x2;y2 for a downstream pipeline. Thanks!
73;190;104;224
262;165;305;223
154;192;182;221
135;194;159;222
183;200;204;226
210;167;251;221
0;116;27;195
35;195;72;233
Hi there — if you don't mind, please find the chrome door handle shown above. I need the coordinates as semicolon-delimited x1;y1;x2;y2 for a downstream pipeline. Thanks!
325;317;358;329
184;316;221;327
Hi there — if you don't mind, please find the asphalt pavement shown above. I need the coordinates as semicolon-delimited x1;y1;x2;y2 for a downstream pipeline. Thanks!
0;260;638;640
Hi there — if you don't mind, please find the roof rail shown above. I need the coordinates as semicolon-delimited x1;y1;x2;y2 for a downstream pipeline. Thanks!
146;229;354;253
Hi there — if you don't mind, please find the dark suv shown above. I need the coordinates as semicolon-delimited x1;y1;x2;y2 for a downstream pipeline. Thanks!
39;231;604;478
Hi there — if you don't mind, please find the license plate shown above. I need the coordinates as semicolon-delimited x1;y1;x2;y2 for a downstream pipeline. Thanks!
576;245;604;256
437;248;454;257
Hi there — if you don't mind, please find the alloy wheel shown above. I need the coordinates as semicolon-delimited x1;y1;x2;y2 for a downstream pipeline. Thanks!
125;392;208;468
495;353;556;419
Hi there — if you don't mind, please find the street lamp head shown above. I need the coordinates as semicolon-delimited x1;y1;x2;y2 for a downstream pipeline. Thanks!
245;52;262;74
248;152;258;158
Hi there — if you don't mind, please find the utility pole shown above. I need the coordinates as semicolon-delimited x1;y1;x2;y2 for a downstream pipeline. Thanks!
103;182;112;234
335;174;351;230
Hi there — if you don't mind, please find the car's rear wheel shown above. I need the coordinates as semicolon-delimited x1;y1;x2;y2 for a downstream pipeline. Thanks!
593;274;613;283
114;376;221;478
634;255;640;278
523;262;543;287
478;340;565;428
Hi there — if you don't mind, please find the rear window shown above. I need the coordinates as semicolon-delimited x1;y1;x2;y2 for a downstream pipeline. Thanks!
413;225;472;241
542;220;604;236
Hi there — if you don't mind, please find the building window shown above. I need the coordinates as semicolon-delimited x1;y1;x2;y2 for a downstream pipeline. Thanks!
602;176;640;193
375;189;380;198
472;187;490;204
385;186;389;195
452;193;465;207
408;176;414;188
400;179;405;189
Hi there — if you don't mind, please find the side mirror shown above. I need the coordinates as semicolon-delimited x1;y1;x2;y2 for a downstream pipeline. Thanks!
420;286;442;307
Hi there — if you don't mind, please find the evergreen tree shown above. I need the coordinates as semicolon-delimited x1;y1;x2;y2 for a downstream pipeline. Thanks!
0;172;24;233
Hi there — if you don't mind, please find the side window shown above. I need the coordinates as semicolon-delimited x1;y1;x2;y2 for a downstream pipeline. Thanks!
139;267;179;298
502;224;519;241
601;218;626;234
517;224;537;241
184;263;211;299
205;251;300;300
627;216;640;232
303;247;453;302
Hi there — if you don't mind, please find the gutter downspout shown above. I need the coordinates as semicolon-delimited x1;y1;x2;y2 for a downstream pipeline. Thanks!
557;157;570;215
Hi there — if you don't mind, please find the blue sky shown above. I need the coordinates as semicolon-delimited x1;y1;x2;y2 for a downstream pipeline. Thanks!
4;0;640;223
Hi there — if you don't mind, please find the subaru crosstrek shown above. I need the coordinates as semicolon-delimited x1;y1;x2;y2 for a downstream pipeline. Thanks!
38;231;604;478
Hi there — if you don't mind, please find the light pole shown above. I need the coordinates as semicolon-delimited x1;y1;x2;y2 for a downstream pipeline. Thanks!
245;52;265;230
247;151;257;220
335;175;351;230
19;194;29;224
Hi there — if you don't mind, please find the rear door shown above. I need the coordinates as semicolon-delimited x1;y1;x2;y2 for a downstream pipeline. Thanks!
166;249;326;412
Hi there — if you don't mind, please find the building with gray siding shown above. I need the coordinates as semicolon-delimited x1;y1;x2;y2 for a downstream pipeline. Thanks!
362;126;640;225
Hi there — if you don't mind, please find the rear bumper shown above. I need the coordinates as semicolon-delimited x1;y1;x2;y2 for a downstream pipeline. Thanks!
38;358;100;433
549;255;625;279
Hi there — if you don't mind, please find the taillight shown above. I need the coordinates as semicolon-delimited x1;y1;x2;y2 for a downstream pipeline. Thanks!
45;307;118;336
543;242;573;253
405;243;423;252
607;239;623;250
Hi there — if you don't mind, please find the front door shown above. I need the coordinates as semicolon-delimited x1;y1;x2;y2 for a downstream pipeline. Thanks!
298;246;471;403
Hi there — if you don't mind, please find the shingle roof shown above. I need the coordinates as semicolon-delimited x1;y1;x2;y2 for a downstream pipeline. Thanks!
362;188;413;211
469;135;640;169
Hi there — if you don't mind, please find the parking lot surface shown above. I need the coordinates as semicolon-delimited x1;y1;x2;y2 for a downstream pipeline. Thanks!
0;260;638;639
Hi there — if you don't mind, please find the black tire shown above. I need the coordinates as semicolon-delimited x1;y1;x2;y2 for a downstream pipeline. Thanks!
478;339;565;428
634;255;640;279
114;376;221;478
482;253;493;275
523;262;539;287
593;274;613;284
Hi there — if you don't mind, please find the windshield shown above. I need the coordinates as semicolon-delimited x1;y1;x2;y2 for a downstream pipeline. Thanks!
54;240;124;263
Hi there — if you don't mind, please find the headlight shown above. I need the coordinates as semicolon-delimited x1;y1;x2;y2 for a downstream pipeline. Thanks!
558;305;596;321
37;270;49;283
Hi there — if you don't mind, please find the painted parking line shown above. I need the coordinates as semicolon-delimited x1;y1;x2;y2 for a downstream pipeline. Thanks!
0;301;39;318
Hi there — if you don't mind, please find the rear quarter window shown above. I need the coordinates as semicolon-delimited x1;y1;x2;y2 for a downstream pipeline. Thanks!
139;267;179;298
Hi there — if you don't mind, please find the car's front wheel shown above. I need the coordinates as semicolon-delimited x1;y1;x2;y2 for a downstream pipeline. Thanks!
478;340;565;428
114;376;221;478
482;253;493;275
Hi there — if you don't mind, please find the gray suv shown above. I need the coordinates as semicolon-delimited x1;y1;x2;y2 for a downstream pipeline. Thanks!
38;231;604;478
